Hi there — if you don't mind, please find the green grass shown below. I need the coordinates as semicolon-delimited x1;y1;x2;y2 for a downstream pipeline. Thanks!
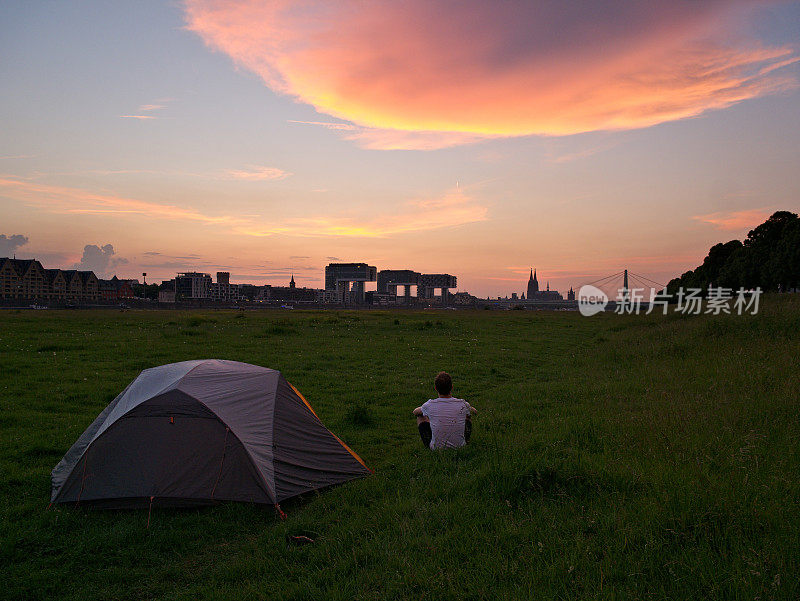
2;300;799;600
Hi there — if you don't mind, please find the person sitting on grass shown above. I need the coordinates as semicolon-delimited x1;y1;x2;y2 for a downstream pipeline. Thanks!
413;371;477;450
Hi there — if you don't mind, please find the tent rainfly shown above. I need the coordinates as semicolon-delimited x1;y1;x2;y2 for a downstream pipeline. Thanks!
50;360;371;509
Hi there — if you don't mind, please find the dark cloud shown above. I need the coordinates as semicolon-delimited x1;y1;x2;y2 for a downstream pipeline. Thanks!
140;251;212;271
326;256;342;261
141;261;211;270
289;255;310;260
218;265;318;276
0;234;29;256
230;273;283;280
74;244;128;278
227;256;271;264
269;265;318;273
29;251;72;266
232;266;319;280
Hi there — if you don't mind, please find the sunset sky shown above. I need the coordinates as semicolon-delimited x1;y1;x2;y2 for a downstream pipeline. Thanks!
1;1;799;296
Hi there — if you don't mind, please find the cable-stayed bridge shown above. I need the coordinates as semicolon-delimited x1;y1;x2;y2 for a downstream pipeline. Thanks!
483;269;668;310
582;269;668;300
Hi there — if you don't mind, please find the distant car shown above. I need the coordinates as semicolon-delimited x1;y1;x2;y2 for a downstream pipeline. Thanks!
281;304;294;309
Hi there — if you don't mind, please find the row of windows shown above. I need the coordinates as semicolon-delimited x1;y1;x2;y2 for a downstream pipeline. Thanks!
0;260;102;302
0;292;100;299
0;279;96;287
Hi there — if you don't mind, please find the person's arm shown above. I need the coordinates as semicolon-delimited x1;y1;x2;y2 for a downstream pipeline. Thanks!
467;403;477;415
412;406;424;416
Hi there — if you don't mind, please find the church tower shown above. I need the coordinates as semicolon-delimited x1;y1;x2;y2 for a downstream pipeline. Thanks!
289;273;296;289
527;268;539;298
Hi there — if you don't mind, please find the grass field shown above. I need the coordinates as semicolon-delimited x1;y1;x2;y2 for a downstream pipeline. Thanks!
2;300;800;600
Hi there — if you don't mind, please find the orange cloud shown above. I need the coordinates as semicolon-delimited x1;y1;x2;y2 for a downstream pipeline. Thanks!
0;177;483;238
0;177;242;225
236;189;487;238
692;208;774;230
120;115;157;120
223;165;290;180
184;1;798;149
288;120;488;150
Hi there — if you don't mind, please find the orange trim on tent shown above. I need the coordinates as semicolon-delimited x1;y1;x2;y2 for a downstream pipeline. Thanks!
289;382;319;419
331;434;373;474
288;382;373;474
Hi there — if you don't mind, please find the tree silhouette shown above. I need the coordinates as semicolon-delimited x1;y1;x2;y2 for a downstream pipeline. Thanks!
668;211;799;293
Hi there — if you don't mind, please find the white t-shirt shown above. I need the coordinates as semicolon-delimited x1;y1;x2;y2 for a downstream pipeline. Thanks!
421;396;471;449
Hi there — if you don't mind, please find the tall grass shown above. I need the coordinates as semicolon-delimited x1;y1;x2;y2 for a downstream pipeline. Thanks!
1;298;799;599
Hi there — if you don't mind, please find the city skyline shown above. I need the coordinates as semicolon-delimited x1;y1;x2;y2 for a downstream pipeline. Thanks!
0;253;575;305
2;1;799;297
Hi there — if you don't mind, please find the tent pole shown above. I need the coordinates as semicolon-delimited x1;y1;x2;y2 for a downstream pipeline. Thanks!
147;496;154;529
75;456;88;507
211;427;230;499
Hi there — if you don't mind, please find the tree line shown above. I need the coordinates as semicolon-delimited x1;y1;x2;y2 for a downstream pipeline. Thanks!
667;211;800;293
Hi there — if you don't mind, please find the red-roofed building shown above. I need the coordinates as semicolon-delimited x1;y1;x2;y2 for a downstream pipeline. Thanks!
98;276;134;300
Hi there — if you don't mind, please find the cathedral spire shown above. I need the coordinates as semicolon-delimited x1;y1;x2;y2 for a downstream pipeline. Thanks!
527;267;539;297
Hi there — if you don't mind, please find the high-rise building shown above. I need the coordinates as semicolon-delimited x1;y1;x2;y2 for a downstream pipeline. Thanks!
175;272;212;299
418;273;457;301
324;263;377;304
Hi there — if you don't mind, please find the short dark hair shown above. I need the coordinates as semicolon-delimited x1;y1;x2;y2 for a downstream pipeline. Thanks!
434;371;452;395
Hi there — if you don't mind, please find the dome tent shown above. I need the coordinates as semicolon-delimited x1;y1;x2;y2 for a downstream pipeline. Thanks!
51;360;370;508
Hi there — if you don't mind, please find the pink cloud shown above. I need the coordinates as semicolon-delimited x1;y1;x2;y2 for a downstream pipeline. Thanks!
184;1;798;149
236;188;487;238
288;120;489;150
0;177;243;225
0;177;483;238
223;165;290;180
120;115;157;120
692;208;774;230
